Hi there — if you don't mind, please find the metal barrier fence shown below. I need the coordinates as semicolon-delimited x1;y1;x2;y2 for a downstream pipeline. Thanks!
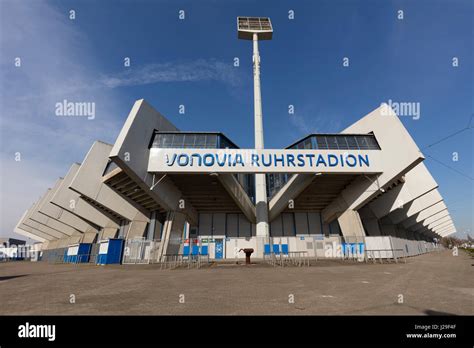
159;253;210;269
263;251;310;267
122;238;161;264
365;248;407;264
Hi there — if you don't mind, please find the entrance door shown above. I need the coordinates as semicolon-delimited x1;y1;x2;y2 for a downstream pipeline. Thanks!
215;239;224;259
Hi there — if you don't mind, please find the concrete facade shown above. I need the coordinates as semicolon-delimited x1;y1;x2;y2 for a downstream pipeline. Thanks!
15;100;456;262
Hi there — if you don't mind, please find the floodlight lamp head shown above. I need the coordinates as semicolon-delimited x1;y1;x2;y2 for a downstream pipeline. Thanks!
237;17;273;40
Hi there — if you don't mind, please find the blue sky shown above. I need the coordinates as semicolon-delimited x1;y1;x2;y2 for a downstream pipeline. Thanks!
0;0;472;240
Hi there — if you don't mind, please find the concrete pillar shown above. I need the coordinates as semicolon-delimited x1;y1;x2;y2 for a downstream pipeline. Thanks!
146;211;157;240
101;227;118;239
157;212;186;259
126;220;148;239
81;231;97;243
337;210;365;243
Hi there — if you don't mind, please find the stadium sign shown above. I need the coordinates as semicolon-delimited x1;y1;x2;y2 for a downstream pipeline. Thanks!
148;149;382;174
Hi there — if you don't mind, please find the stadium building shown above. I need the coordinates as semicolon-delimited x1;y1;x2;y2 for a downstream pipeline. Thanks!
14;17;456;263
14;99;456;263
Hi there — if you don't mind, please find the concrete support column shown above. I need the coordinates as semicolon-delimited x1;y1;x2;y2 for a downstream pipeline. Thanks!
81;231;98;243
337;210;366;243
101;227;119;239
146;211;158;240
126;220;148;239
157;211;186;259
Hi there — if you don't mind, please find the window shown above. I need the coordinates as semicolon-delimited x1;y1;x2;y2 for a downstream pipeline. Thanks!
206;134;217;148
195;135;206;147
336;136;349;149
183;134;195;148
355;136;369;149
345;136;357;149
316;136;328;149
326;136;338;149
172;134;185;147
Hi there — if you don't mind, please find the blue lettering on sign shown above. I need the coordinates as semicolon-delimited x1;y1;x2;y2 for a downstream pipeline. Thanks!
191;153;202;166
165;152;371;169
216;154;227;166
233;154;244;166
262;154;272;167
316;154;327;167
297;154;305;167
327;154;338;167
203;154;214;166
358;154;370;167
346;154;357;167
251;154;259;166
177;154;189;166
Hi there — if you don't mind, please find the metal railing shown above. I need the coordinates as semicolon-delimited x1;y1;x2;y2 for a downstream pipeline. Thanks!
122;238;161;264
159;253;210;269
365;248;407;264
263;251;310;267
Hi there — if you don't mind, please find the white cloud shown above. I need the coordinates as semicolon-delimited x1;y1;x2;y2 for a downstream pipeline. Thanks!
100;59;243;88
289;108;342;136
0;1;123;239
0;1;245;240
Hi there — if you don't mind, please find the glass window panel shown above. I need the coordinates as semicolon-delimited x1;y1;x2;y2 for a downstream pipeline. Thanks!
326;136;338;149
316;136;328;149
172;134;184;147
356;136;369;149
336;136;349;149
183;134;195;147
365;136;380;149
162;134;173;147
206;134;217;148
304;139;313;149
194;135;206;147
345;136;357;149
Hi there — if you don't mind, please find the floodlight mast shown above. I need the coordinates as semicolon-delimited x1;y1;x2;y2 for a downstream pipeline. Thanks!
238;17;273;244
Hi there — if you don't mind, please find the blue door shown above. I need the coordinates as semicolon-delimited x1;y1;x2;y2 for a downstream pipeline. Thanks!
215;239;223;259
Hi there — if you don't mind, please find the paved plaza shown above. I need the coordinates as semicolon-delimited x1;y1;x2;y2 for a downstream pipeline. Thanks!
0;250;472;315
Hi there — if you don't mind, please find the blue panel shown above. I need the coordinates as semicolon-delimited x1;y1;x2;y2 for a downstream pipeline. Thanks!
192;245;199;255
201;246;208;255
281;244;289;254
97;239;124;265
77;243;91;263
108;239;124;264
183;246;190;255
273;244;280;254
215;240;223;259
358;243;365;254
264;244;271;254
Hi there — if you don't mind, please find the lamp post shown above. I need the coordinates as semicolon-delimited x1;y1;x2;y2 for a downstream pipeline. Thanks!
237;17;273;244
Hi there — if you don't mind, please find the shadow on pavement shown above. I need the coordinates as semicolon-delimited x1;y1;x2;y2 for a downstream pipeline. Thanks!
0;275;28;282
424;309;457;316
